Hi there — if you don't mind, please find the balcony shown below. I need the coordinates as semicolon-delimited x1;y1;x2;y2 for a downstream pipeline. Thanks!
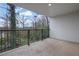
0;38;79;56
0;3;79;56
0;29;49;53
0;3;50;54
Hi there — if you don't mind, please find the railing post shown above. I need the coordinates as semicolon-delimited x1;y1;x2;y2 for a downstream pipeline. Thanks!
27;30;30;46
46;16;49;38
41;29;43;40
7;30;9;49
47;26;49;38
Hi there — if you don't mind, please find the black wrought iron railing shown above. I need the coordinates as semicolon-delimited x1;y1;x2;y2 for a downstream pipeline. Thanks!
0;29;49;53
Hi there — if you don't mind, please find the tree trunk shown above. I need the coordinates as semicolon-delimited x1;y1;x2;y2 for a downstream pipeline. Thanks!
7;3;16;48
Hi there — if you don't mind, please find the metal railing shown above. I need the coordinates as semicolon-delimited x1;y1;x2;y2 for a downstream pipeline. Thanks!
0;29;49;53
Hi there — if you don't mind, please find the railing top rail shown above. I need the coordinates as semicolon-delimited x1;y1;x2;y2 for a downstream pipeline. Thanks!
0;28;48;31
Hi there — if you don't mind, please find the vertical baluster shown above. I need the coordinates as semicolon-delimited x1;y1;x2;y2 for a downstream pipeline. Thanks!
4;30;6;51
9;30;11;49
1;30;3;52
40;29;41;40
31;29;33;43
6;30;9;50
21;30;23;46
27;30;30;45
26;30;27;45
17;30;20;47
0;30;1;52
35;29;37;41
21;30;24;45
18;30;20;46
20;30;21;45
9;30;12;49
47;21;49;37
16;30;19;46
18;30;21;45
41;29;43;40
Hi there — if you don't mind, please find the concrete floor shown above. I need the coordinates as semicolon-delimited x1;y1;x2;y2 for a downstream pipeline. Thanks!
0;38;79;56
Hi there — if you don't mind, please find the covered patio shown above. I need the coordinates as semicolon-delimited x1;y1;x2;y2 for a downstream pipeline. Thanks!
0;3;79;56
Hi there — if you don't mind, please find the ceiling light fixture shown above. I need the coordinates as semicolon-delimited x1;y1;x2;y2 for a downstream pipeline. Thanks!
48;3;52;6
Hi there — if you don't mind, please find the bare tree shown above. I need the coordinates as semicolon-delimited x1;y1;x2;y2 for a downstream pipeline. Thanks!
16;8;28;29
35;15;48;29
0;13;10;29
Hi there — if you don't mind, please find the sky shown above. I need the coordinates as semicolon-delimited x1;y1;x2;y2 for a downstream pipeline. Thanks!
0;3;38;28
0;3;8;17
0;4;8;27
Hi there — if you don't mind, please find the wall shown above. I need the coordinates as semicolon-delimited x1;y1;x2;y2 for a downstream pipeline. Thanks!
49;11;79;43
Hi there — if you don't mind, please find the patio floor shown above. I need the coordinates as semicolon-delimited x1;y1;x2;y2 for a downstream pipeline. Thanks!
0;38;79;56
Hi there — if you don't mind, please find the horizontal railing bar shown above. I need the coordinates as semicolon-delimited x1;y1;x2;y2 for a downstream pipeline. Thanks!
0;29;48;31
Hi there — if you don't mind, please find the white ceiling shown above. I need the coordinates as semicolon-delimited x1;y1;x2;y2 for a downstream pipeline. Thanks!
15;3;79;17
49;3;79;17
